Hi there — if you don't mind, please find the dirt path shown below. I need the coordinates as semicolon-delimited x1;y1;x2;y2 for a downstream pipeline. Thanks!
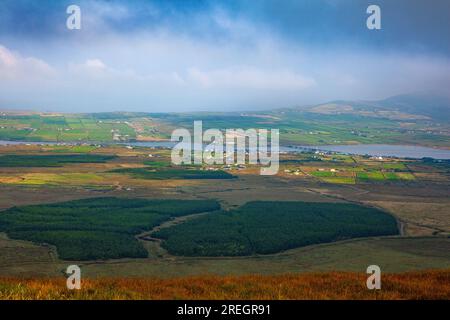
136;211;213;257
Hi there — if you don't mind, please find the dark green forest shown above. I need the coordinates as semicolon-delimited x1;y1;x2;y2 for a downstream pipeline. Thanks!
154;201;399;256
0;154;116;167
112;167;235;180
0;197;220;260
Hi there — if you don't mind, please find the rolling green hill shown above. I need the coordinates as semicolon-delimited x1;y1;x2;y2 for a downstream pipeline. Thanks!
1;93;449;147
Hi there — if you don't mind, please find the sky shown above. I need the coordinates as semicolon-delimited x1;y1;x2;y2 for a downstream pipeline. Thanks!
0;0;449;112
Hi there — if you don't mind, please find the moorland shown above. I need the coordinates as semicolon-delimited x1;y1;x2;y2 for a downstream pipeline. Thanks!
0;143;448;280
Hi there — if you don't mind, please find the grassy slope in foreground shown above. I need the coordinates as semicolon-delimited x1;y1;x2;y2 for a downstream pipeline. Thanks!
154;201;399;256
0;270;448;299
0;197;220;260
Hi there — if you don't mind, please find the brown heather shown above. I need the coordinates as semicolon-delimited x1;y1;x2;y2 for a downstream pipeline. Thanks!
0;270;449;300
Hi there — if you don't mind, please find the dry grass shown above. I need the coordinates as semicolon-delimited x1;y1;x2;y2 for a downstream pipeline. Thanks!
369;201;450;236
0;270;449;300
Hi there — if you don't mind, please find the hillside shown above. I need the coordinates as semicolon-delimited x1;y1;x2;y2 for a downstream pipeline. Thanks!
0;271;449;299
1;93;449;147
305;93;450;122
377;94;450;121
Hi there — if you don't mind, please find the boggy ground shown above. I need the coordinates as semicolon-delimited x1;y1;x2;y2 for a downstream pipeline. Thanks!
0;145;449;279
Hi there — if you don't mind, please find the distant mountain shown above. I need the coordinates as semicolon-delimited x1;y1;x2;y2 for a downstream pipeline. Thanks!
375;94;450;121
304;94;450;122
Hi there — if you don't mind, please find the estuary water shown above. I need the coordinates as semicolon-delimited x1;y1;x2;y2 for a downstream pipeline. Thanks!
1;140;450;160
301;144;450;160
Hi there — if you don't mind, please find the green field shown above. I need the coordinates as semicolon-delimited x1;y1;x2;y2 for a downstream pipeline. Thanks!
311;171;334;177
1;108;449;147
150;111;450;147
154;201;399;256
0;114;137;142
357;171;384;181
0;197;220;260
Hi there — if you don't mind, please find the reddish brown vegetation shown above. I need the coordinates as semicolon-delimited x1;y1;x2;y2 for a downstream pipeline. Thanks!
0;270;449;300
